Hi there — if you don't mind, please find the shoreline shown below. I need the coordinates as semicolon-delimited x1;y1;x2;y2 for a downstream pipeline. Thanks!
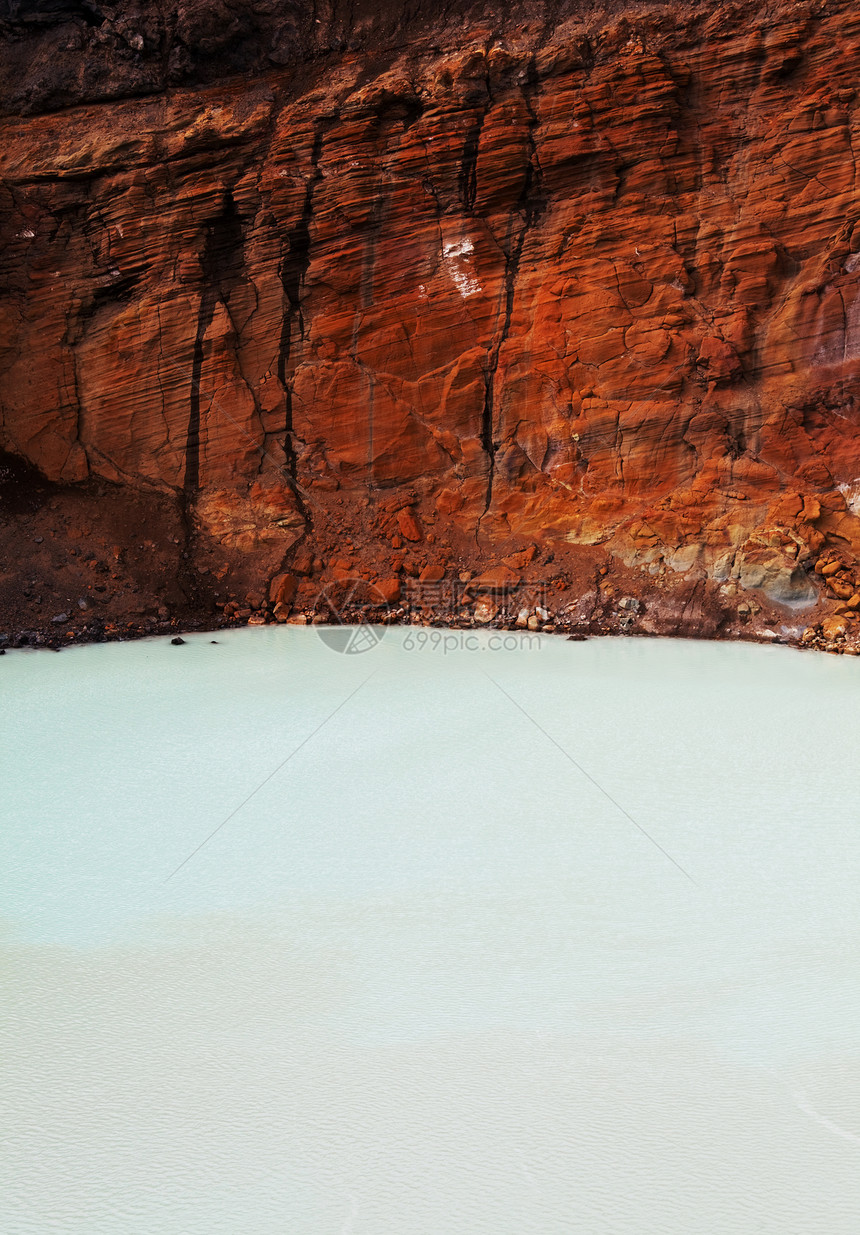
3;603;857;657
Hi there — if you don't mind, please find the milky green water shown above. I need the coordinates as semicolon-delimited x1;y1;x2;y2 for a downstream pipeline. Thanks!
2;627;859;1233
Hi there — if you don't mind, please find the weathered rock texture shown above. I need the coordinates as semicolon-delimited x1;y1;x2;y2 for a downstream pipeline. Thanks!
2;0;860;646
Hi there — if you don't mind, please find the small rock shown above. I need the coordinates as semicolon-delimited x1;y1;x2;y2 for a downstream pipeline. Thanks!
502;545;538;570
51;613;68;624
527;614;541;631
472;565;521;592
291;544;315;575
473;598;498;624
827;578;854;600
396;508;422;542
77;598;88;611
372;576;401;605
170;636;185;645
821;615;848;641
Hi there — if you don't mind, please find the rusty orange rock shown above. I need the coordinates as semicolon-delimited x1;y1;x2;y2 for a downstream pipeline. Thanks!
396;510;423;543
2;1;860;641
269;573;298;608
372;577;402;605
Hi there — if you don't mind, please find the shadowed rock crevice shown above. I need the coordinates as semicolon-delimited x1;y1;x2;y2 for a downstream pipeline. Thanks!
459;116;485;212
278;126;324;527
185;191;245;498
479;57;546;530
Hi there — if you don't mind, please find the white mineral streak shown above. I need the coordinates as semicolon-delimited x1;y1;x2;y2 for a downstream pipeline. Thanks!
443;237;481;297
838;479;860;515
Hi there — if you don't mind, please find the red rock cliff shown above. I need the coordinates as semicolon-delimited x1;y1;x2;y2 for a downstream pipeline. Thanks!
2;0;860;646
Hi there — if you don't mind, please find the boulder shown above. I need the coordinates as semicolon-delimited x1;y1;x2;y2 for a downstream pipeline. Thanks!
371;577;401;605
471;565;521;592
821;615;848;641
396;509;422;542
268;573;298;607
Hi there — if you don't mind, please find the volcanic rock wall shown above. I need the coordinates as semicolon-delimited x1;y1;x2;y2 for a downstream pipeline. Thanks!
2;0;860;643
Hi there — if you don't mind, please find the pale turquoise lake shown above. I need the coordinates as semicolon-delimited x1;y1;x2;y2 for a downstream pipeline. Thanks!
2;627;859;1232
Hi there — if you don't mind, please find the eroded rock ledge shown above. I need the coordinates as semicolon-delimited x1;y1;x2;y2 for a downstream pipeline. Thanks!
2;0;860;651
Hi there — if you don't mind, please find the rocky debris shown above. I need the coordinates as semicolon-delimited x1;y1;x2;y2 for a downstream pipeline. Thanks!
801;612;860;653
170;636;185;645
268;572;298;609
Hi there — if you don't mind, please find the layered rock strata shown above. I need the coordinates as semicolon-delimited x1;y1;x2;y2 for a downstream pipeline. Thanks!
2;0;860;648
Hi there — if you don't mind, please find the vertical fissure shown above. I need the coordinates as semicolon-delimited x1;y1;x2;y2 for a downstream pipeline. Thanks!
459;118;484;212
478;58;545;532
278;126;324;527
358;195;385;495
184;190;244;506
183;287;215;501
